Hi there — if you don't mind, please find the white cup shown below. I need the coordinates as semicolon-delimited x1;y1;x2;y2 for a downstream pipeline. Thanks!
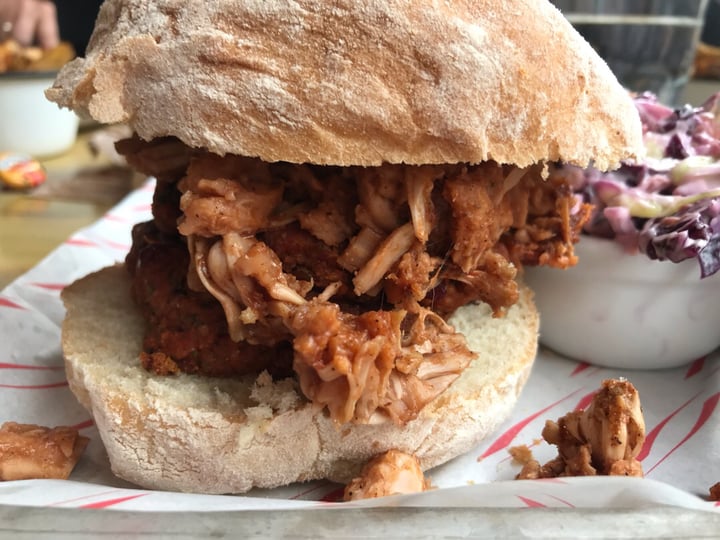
0;72;79;158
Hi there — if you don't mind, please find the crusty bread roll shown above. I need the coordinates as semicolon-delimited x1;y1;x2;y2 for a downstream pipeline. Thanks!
47;0;642;170
62;266;537;494
52;0;644;495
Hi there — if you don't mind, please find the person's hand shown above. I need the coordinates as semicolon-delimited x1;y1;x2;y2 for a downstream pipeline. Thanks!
0;0;59;49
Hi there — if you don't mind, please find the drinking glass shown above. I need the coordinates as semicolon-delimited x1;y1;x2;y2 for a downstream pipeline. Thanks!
551;0;710;104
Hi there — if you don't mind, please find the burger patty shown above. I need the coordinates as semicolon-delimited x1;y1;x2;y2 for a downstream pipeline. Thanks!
126;221;294;379
120;136;589;424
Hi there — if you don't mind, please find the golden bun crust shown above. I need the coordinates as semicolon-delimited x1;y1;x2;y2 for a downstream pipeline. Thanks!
61;266;538;494
47;0;642;169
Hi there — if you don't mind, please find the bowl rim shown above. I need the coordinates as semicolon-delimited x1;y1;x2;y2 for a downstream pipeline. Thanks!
529;233;712;283
0;70;58;81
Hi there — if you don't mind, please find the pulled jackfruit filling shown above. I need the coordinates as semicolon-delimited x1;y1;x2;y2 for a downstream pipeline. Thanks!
120;136;589;425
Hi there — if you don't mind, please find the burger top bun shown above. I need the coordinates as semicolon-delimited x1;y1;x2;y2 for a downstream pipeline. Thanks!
47;0;642;170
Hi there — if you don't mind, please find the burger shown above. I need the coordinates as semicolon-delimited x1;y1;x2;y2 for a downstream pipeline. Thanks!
48;0;642;494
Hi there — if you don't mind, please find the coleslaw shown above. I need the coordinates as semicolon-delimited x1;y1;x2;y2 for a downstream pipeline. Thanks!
554;92;720;278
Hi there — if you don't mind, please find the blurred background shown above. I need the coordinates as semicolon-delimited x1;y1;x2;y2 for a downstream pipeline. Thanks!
551;0;719;105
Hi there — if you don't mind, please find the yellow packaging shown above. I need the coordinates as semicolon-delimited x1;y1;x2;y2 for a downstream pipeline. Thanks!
0;152;47;190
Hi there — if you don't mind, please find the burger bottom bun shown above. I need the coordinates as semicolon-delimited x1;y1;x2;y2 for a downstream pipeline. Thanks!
61;265;538;494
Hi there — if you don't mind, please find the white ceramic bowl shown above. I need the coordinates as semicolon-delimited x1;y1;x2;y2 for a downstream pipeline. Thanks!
0;71;79;157
523;236;720;370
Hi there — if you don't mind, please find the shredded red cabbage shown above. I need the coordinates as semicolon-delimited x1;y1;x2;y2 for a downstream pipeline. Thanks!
639;198;720;278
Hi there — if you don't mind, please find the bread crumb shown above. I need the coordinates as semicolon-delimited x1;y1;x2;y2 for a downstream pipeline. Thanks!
509;444;534;465
250;371;301;413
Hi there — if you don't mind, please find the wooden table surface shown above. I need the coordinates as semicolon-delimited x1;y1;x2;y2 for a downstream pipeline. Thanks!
0;128;134;289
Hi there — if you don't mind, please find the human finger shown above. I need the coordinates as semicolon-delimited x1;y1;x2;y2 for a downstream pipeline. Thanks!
12;0;40;46
35;1;59;48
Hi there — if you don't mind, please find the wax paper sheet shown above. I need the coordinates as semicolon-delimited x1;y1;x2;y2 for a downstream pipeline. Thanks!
0;180;718;512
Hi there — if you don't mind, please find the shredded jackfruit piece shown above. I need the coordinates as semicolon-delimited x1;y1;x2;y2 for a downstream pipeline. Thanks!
517;378;646;479
344;450;429;500
0;422;89;481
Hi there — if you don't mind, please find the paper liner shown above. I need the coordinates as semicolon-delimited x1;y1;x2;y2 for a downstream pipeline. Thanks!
1;180;718;512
